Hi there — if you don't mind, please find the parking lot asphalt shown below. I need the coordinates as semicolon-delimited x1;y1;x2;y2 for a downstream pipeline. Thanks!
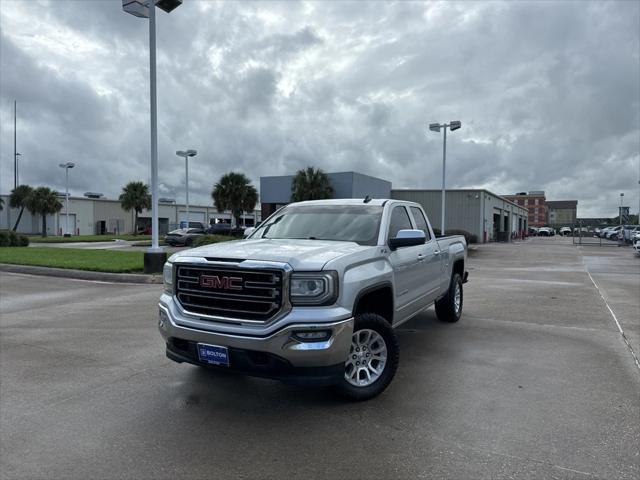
1;237;639;479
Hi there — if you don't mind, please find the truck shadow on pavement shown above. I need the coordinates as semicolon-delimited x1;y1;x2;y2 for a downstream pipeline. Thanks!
171;309;456;412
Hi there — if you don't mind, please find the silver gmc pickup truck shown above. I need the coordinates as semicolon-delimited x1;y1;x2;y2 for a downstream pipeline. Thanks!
159;198;468;400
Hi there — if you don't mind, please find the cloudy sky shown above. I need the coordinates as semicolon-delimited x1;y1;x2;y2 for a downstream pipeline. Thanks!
1;0;639;217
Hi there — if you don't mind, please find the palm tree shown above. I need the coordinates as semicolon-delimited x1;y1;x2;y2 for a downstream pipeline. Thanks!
119;181;151;234
9;185;34;231
212;172;258;227
291;167;334;202
25;187;62;237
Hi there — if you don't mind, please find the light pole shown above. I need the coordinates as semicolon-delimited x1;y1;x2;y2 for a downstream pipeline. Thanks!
428;120;461;234
59;162;75;237
176;149;197;228
16;153;21;185
123;0;183;273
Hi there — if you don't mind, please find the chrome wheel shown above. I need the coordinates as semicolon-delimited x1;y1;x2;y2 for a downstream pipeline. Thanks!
454;282;461;315
345;329;387;387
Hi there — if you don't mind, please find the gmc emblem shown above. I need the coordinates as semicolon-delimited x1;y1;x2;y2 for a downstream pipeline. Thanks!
200;275;243;290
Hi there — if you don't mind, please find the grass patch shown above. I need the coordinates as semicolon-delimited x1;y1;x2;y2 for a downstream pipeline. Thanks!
0;247;144;273
27;234;152;243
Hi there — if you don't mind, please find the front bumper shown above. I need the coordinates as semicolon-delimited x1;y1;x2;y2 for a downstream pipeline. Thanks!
158;299;354;384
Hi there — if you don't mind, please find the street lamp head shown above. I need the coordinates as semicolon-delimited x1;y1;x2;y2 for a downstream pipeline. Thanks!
186;149;197;157
449;121;462;131
122;0;149;18
176;150;187;157
429;123;441;133
155;0;183;13
59;162;75;169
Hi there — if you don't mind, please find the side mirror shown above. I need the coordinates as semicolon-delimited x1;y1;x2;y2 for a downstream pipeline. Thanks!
388;229;426;249
243;227;256;238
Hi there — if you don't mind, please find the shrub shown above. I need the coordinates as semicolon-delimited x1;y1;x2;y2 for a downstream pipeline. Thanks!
0;230;31;247
192;234;235;247
8;230;18;246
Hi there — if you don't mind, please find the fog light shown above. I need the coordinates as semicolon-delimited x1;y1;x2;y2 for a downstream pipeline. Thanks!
158;308;169;328
293;330;331;342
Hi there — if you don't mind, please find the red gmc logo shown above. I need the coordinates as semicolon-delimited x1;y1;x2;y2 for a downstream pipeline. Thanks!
200;275;243;290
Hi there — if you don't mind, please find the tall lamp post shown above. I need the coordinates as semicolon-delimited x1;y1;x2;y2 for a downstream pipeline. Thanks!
16;153;21;185
123;0;183;273
59;162;75;237
428;120;461;234
176;149;197;228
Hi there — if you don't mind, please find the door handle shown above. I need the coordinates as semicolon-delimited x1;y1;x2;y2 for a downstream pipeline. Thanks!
434;250;441;255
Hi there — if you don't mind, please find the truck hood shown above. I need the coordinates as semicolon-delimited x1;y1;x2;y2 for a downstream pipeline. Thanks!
170;238;369;270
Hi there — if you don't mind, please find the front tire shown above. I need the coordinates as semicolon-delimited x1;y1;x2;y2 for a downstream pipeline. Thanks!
435;273;463;323
335;313;399;401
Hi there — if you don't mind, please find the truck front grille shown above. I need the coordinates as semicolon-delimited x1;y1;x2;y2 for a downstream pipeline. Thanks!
175;265;284;322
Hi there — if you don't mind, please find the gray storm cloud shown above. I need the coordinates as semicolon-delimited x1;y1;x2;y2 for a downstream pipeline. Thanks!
1;0;638;217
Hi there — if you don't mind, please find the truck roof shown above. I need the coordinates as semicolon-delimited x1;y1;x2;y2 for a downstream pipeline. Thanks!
291;198;409;207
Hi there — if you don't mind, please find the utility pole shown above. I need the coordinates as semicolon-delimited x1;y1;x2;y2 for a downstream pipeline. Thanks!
14;101;17;189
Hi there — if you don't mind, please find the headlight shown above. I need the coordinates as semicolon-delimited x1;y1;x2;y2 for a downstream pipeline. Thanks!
290;271;338;306
163;262;174;295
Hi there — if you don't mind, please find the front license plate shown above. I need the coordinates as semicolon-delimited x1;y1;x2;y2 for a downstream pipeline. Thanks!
197;343;230;366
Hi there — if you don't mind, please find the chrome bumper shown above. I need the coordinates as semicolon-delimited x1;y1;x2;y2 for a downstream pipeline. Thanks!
158;302;354;368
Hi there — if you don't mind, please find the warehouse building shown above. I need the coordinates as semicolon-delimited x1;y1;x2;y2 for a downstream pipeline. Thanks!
391;189;529;243
260;171;391;218
0;193;260;236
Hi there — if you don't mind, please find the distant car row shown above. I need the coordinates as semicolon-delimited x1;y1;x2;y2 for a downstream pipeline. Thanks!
595;225;640;242
164;222;251;247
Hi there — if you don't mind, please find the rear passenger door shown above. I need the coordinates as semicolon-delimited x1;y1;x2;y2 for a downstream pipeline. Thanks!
387;205;428;321
409;206;443;304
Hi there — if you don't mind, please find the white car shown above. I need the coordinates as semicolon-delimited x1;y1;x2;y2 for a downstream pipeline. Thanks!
633;233;640;255
606;225;623;240
559;227;572;236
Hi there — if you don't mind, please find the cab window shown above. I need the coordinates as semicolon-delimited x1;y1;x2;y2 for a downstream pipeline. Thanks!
387;206;412;240
410;207;431;240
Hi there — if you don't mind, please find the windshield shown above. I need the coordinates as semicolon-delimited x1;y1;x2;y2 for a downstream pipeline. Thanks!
252;204;383;246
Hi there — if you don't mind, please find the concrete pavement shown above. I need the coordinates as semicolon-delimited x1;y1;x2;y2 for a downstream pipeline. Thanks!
1;237;638;479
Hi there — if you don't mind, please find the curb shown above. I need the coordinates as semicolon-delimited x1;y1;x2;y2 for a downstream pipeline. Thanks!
0;263;162;284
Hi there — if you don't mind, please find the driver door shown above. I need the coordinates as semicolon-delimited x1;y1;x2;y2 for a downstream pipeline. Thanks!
387;205;428;322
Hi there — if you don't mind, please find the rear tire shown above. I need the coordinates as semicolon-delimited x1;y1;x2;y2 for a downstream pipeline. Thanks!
435;273;463;323
335;313;399;401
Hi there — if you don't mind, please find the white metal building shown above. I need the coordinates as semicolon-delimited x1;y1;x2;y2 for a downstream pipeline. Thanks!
0;193;260;236
391;189;529;243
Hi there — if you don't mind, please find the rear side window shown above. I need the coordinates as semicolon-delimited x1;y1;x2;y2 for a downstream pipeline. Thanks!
387;206;412;239
410;207;431;240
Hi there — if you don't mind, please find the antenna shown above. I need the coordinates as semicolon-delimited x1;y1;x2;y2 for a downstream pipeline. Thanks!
363;195;372;203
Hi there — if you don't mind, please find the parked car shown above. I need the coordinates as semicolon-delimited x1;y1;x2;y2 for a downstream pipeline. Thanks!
159;198;468;400
537;227;555;237
621;225;640;243
633;232;640;255
206;223;246;236
179;221;205;230
528;227;539;236
164;227;205;247
605;225;623;240
559;227;572;236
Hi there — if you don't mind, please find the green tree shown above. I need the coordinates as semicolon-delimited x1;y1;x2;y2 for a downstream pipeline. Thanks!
119;181;151;234
212;172;258;227
9;185;34;231
25;187;63;237
290;167;334;202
